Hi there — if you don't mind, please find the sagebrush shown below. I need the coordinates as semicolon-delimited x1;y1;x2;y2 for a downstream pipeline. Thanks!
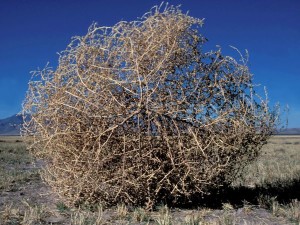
22;4;278;209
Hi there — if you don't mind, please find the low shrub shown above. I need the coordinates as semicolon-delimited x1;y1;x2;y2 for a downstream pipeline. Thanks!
22;4;278;209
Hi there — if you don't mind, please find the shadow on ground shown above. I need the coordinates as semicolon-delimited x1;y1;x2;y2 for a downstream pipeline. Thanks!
162;177;300;209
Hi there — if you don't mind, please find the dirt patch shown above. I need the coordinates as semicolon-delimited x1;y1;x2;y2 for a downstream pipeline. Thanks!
0;176;296;224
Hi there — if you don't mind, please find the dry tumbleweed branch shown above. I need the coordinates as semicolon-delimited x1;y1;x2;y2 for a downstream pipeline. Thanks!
22;4;279;209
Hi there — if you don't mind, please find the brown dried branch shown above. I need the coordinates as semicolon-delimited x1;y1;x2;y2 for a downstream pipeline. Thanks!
22;4;279;209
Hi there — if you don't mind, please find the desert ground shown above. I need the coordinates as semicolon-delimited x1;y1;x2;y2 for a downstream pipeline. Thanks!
0;135;299;224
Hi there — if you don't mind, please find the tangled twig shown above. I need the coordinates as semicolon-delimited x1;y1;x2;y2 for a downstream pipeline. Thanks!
22;4;279;209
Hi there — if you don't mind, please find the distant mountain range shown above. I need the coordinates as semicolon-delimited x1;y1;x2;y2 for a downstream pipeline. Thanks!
0;114;23;135
0;114;299;136
277;128;300;135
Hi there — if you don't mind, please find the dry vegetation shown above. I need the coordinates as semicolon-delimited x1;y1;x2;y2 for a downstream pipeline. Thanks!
22;4;278;209
0;135;299;224
0;137;39;192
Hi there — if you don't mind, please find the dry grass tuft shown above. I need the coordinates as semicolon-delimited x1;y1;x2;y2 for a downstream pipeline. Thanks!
22;3;278;209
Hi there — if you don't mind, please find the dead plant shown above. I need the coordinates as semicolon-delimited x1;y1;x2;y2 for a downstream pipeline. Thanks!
22;3;279;209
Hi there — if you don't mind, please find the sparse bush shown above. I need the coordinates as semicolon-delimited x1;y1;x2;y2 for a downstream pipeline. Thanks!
22;4;278;209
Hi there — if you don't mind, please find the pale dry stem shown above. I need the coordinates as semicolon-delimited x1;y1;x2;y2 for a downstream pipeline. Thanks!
22;3;278;209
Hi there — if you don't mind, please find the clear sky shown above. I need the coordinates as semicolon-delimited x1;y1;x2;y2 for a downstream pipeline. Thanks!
0;0;299;127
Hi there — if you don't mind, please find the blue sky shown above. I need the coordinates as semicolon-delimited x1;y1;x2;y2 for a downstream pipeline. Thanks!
0;0;299;127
